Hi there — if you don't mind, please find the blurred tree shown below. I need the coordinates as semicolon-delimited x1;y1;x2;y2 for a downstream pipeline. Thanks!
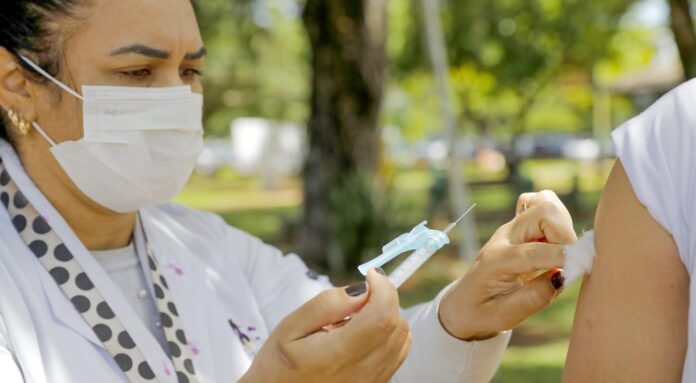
299;0;389;270
387;0;636;180
668;0;696;78
196;0;310;136
195;0;391;270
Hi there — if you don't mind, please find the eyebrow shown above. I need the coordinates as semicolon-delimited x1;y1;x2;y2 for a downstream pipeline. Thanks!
110;44;207;60
110;44;170;59
185;47;207;60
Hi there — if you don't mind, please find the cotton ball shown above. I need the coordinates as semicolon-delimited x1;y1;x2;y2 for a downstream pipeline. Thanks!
563;230;596;286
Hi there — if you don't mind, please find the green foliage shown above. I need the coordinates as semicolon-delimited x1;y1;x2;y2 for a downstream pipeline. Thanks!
383;0;642;139
194;0;650;141
438;0;632;79
595;27;657;82
197;0;309;136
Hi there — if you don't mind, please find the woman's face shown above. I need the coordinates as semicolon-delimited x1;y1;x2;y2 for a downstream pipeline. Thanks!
0;0;205;215
32;0;205;144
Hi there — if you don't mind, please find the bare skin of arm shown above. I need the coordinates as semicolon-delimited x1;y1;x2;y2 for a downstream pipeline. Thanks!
562;161;689;382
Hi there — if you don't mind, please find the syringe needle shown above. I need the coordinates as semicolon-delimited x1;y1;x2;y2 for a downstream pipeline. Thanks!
453;203;477;226
444;203;477;234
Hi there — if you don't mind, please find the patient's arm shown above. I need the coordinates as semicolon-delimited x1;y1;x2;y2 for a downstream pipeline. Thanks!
562;161;689;382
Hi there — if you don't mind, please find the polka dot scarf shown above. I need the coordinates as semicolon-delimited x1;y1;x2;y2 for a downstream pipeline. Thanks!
140;217;198;383
0;161;199;383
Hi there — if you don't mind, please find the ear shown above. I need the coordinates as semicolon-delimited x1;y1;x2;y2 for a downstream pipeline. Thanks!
0;47;37;123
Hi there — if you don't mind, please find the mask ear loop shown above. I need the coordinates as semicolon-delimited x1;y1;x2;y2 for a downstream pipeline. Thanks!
18;55;84;101
31;122;57;146
17;55;81;147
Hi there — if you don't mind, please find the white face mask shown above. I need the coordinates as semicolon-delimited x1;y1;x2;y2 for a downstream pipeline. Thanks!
19;55;204;213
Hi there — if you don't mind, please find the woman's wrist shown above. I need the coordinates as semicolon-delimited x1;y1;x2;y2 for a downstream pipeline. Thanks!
438;288;500;341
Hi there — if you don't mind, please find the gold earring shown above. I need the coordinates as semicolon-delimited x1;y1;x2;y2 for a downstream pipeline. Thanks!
17;119;31;136
6;110;31;136
7;110;20;128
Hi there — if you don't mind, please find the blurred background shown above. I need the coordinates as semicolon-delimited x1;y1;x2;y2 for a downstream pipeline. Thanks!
180;0;692;381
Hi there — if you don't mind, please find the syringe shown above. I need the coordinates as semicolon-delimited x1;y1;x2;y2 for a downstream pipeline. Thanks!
358;204;477;289
387;204;476;288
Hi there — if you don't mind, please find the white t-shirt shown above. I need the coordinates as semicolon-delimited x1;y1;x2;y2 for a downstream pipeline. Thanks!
612;79;696;382
92;244;170;355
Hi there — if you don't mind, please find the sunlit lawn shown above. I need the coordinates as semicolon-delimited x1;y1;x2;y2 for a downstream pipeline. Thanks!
174;159;612;382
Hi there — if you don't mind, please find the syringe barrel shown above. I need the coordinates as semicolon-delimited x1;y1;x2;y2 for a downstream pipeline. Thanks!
388;240;440;288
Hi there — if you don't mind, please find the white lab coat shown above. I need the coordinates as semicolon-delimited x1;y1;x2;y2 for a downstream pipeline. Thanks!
0;140;510;383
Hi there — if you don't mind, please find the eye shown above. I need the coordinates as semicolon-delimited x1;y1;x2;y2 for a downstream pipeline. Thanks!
119;68;152;79
181;68;204;79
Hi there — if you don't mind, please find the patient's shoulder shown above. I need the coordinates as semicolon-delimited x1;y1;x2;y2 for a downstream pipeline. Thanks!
563;160;689;382
611;84;696;273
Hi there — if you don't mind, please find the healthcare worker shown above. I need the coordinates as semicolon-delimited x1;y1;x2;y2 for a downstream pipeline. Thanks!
0;1;576;382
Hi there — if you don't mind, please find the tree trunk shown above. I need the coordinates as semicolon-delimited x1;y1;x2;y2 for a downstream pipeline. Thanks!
300;0;388;270
669;0;696;79
420;0;480;261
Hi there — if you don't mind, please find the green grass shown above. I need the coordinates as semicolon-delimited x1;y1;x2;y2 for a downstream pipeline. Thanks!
493;341;569;383
173;159;612;382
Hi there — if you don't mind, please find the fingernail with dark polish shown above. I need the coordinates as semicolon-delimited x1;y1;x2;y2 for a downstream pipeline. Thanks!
345;281;367;297
551;271;565;290
375;267;387;276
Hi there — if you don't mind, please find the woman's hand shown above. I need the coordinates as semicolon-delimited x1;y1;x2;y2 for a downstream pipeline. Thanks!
439;190;577;340
240;270;412;383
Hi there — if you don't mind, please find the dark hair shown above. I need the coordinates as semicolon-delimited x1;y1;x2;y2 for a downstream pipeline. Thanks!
0;0;83;139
